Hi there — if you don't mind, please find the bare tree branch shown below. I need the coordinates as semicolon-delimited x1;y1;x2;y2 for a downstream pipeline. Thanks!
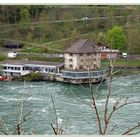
89;83;103;134
108;124;118;134
107;97;124;123
51;94;59;134
1;130;8;135
0;116;10;135
126;131;140;135
122;122;140;135
103;65;113;134
64;118;70;135
115;101;140;110
50;123;57;135
87;63;104;135
51;94;65;135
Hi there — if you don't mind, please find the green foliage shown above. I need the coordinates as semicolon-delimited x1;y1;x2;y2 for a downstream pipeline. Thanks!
97;32;106;44
126;24;140;54
25;72;44;81
102;59;140;67
0;6;140;55
102;59;140;76
104;6;115;28
106;26;126;50
16;53;64;62
21;47;48;53
70;29;81;40
19;6;31;23
0;53;7;62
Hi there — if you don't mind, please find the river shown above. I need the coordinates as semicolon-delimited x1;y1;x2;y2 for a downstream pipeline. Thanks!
0;74;140;135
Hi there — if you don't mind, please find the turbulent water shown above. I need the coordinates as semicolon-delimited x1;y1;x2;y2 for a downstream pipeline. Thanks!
0;74;140;135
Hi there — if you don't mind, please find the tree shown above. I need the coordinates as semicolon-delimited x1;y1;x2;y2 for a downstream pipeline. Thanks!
89;53;140;135
106;26;126;50
126;24;140;54
70;29;81;40
104;6;115;28
61;11;75;38
97;32;106;45
19;6;31;24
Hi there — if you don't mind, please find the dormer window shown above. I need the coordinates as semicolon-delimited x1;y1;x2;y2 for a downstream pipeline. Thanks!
69;53;73;56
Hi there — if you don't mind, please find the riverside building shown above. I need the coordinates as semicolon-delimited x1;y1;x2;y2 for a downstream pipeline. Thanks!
0;60;64;76
61;39;107;84
0;39;107;84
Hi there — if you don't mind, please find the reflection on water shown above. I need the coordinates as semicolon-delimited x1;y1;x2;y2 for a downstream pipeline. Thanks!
0;74;140;135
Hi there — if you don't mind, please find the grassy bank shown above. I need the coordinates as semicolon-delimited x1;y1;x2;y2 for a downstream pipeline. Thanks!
102;59;140;77
102;59;140;67
15;54;64;62
0;53;7;62
113;68;140;77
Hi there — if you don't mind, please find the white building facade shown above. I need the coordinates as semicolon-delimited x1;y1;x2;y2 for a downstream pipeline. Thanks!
61;39;107;84
0;60;64;76
64;39;101;70
64;53;101;70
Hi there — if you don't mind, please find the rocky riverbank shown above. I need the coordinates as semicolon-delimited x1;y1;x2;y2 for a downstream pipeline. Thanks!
1;66;139;82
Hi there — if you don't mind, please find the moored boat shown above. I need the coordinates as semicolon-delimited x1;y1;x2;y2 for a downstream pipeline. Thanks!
0;75;8;81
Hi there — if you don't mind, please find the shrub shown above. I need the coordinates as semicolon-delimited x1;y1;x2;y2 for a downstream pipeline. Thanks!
25;72;44;81
0;53;7;62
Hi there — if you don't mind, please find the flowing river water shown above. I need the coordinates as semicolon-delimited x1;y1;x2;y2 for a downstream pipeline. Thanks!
0;74;140;135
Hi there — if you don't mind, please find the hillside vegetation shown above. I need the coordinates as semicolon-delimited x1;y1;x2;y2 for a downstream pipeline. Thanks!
0;5;140;54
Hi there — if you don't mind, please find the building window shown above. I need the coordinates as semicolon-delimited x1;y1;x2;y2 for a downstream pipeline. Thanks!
81;59;83;62
94;58;96;61
69;53;73;56
94;64;97;69
69;58;73;62
79;65;83;69
69;64;73;68
80;54;83;56
94;52;97;56
87;53;91;56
